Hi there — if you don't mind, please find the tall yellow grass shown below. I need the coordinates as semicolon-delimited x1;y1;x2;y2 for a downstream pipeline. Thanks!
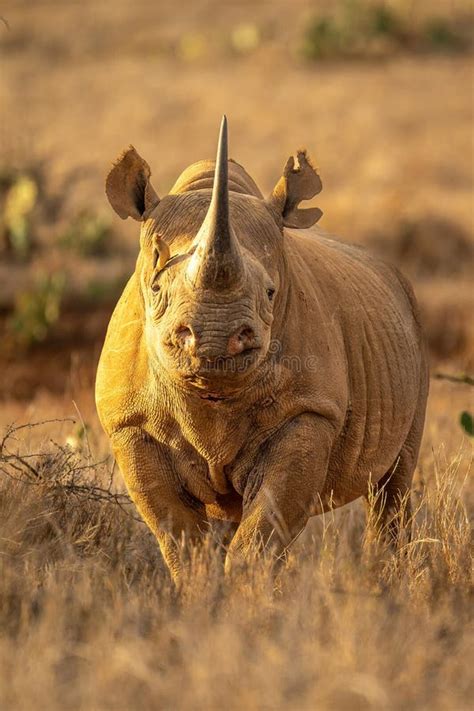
0;384;471;711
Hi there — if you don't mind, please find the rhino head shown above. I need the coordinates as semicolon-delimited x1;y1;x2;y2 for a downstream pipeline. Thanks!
105;117;322;395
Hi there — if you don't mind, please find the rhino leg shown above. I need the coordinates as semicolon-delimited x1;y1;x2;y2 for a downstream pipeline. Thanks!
365;411;425;545
111;428;208;582
366;463;413;545
225;414;335;572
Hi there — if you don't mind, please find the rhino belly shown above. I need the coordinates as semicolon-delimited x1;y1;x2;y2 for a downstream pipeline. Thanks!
320;321;421;508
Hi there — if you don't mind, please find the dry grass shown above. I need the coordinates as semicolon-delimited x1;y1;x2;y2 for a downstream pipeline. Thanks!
0;382;472;711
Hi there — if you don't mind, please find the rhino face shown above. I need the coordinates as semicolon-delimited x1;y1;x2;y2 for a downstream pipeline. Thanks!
106;116;323;393
142;120;277;390
145;246;276;388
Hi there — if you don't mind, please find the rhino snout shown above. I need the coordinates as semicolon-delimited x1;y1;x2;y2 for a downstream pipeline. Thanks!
173;323;257;359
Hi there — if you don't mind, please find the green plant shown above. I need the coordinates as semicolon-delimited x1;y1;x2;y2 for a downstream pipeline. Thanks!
230;23;261;54
8;272;65;348
460;411;473;437
422;17;465;51
367;3;405;39
300;1;469;60
300;1;402;60
301;16;344;59
59;210;111;256
434;373;474;437
2;174;38;259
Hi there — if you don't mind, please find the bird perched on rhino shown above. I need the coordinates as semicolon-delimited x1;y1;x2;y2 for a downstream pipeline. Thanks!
96;117;428;582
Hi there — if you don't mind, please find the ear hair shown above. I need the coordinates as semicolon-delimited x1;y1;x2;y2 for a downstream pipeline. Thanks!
269;150;323;229
106;146;160;221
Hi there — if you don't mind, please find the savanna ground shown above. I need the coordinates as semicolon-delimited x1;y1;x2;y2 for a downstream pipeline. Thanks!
0;1;473;709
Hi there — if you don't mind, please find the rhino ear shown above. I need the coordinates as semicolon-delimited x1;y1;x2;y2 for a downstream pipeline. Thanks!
268;150;322;229
106;146;160;221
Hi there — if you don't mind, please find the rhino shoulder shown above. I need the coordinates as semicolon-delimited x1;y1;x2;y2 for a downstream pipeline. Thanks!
95;274;150;436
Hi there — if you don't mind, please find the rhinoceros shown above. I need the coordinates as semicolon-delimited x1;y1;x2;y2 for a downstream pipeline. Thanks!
96;117;428;581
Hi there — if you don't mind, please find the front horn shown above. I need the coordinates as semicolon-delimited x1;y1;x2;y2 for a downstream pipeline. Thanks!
186;116;245;290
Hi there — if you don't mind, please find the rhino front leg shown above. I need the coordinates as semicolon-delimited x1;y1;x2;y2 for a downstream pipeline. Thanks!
226;414;335;572
111;428;208;582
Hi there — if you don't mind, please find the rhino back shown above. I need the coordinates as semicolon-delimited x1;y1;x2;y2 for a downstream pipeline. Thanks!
283;227;428;500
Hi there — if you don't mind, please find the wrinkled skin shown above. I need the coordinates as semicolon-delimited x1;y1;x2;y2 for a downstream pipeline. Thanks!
96;126;429;582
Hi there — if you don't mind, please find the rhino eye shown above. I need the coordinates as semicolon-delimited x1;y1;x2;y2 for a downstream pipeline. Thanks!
151;281;161;294
266;288;275;301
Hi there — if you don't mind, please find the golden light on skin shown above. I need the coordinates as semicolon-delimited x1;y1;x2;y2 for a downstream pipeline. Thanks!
97;118;428;584
153;233;171;271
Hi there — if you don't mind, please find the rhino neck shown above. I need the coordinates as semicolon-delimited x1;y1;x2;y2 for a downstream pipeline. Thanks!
170;160;263;199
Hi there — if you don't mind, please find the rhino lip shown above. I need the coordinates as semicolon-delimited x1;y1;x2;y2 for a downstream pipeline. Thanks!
175;346;262;392
204;347;260;364
199;392;228;402
185;345;260;371
239;344;261;357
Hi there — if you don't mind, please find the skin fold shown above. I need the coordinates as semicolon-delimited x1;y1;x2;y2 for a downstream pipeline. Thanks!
96;119;429;582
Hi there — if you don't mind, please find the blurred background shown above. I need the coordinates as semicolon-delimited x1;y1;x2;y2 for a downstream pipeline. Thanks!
0;0;473;440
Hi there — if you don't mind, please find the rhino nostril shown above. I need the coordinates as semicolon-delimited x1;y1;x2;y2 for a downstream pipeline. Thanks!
227;326;256;356
175;326;196;352
239;327;254;344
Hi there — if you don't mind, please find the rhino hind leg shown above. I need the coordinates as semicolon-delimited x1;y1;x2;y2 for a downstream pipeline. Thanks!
366;405;426;545
366;456;414;545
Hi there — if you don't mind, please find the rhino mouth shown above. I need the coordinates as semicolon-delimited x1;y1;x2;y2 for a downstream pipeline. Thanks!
199;392;229;402
196;347;261;374
173;346;262;387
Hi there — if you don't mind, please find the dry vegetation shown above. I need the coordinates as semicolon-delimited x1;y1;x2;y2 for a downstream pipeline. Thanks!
0;1;473;709
0;382;472;711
